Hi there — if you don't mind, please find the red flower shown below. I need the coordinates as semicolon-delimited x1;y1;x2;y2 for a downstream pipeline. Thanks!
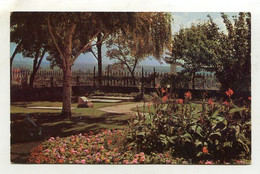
185;91;192;100
225;88;234;97
147;102;151;107
162;95;168;102
203;147;208;154
248;96;251;100
155;84;160;89
161;87;166;94
223;101;229;106
177;99;184;104
208;98;213;106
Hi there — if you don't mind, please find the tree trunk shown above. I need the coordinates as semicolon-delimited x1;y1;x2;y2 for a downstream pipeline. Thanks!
29;70;37;88
97;33;102;87
192;71;196;91
62;66;72;117
10;40;22;81
130;71;136;85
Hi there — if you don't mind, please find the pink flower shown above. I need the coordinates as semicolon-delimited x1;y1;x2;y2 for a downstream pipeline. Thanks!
139;156;145;162
132;158;138;164
139;152;145;156
96;158;101;163
205;161;214;165
223;101;230;106
123;160;129;164
81;159;86;164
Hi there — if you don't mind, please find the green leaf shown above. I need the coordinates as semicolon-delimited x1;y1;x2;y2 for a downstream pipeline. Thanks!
211;110;219;118
209;132;222;140
195;139;202;147
223;142;232;148
229;107;246;114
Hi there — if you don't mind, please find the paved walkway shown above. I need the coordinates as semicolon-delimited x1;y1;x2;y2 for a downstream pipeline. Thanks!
98;102;145;114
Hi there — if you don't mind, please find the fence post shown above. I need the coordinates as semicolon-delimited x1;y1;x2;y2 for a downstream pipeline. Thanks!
107;66;110;86
93;66;96;87
153;67;156;88
141;67;144;98
76;76;80;86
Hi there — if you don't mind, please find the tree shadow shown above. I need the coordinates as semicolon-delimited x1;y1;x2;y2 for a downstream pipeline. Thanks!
11;112;131;144
11;111;132;163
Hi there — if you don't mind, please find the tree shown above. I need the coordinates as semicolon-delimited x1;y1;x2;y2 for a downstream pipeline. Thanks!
213;13;251;91
10;13;49;88
86;32;108;87
165;19;218;90
106;12;173;83
47;12;157;117
106;33;144;84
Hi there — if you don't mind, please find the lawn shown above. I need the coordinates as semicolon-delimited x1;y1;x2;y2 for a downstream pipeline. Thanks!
11;101;137;163
11;101;132;116
11;101;135;144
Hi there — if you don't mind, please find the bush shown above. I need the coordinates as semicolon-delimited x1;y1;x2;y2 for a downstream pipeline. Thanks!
126;86;251;163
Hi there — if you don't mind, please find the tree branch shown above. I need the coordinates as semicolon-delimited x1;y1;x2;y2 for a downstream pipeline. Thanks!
36;48;47;70
47;15;66;69
72;30;101;64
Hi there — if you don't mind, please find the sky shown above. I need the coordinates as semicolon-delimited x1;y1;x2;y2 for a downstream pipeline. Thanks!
11;12;239;67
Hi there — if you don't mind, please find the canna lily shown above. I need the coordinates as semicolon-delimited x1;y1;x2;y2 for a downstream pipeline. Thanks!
177;99;184;104
208;98;214;106
223;101;230;106
185;91;192;100
162;95;168;102
203;147;208;154
225;88;234;97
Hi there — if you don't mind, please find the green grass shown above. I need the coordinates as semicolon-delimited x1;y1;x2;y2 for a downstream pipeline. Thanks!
11;101;132;117
11;101;135;144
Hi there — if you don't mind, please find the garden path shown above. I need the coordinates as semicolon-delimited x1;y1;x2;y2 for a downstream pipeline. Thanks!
98;102;145;114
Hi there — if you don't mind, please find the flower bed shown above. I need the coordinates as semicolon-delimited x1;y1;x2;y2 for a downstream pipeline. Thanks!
29;87;251;164
29;130;186;164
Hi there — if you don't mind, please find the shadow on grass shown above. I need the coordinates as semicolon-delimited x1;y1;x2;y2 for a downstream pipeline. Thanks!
11;111;131;163
11;112;130;144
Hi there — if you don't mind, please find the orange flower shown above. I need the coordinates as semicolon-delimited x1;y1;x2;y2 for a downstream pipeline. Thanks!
177;99;184;104
185;91;192;100
203;147;208;154
161;87;166;94
162;95;168;102
248;96;251;100
225;88;234;97
147;102;151;107
208;98;213;106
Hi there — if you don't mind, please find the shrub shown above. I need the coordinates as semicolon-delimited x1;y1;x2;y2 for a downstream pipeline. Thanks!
126;86;251;163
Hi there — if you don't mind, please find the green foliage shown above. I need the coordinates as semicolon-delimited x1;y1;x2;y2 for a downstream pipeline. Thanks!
165;19;218;90
126;89;251;163
213;13;251;91
160;72;191;89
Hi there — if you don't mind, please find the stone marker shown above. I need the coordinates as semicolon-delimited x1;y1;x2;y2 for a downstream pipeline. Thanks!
77;96;94;108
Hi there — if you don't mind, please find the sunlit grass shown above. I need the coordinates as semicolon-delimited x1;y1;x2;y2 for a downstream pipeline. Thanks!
11;101;133;117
